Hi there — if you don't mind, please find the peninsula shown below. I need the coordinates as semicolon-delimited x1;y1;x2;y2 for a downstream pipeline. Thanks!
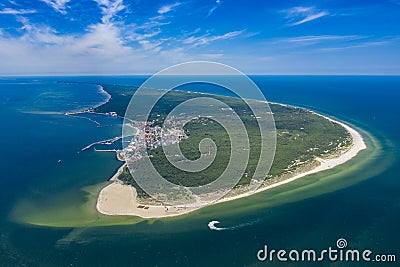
91;84;366;218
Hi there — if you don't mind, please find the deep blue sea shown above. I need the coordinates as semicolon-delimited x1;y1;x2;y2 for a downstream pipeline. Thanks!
0;76;399;266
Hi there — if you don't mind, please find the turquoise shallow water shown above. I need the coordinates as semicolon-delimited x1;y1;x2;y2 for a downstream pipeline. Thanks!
0;76;399;266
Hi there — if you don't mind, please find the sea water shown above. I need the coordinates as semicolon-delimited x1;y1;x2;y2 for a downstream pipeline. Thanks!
0;76;399;266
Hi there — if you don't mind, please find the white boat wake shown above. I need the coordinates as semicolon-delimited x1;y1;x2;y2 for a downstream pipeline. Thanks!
208;221;226;231
208;219;262;231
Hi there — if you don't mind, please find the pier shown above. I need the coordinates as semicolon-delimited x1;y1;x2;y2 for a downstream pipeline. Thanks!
81;136;122;151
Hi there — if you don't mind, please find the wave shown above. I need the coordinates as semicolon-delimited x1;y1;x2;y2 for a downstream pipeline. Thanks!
19;110;64;115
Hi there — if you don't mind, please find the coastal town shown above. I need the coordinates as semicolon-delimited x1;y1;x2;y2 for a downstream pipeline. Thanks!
119;117;188;163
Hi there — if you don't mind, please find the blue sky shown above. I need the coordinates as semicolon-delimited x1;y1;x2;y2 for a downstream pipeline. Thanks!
0;0;399;75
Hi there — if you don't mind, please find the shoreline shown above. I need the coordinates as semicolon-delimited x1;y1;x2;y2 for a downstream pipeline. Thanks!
96;108;367;218
61;82;111;114
216;112;366;205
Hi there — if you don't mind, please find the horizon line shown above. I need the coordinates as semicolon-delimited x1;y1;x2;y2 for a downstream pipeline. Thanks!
1;73;399;77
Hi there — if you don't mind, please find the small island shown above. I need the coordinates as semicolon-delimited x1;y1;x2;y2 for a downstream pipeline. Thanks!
90;84;366;218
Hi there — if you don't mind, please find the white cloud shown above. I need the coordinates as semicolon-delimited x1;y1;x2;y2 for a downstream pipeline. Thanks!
282;6;329;26
0;8;36;15
69;23;131;57
0;1;249;75
41;0;71;14
271;34;398;53
183;30;246;46
138;40;162;52
8;0;19;6
158;2;181;14
121;14;170;52
291;12;328;25
0;16;189;75
268;35;370;52
94;0;126;24
320;40;395;52
12;17;69;46
284;35;365;43
132;15;171;32
126;29;161;42
208;0;222;17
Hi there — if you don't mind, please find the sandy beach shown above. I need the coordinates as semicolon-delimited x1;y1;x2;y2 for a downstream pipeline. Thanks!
96;163;190;217
96;110;367;218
